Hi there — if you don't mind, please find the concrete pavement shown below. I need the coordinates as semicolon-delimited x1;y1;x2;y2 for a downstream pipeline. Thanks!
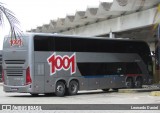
0;85;160;113
118;84;160;96
118;88;160;93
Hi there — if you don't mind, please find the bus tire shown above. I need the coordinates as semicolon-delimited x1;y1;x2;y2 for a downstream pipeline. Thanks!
55;81;66;97
102;89;109;92
135;77;143;88
125;77;134;88
68;80;79;95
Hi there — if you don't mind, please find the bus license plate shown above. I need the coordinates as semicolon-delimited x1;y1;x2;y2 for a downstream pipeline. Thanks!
11;88;18;91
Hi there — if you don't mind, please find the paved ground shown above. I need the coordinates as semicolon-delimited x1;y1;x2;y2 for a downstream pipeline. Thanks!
0;84;160;113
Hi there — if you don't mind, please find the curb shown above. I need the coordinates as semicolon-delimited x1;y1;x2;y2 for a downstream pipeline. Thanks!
150;91;160;96
118;89;137;93
118;88;160;93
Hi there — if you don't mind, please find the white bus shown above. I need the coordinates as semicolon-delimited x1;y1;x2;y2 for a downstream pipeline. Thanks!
2;33;153;96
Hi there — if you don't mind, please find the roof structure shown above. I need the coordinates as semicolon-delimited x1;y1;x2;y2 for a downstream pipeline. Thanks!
30;0;160;37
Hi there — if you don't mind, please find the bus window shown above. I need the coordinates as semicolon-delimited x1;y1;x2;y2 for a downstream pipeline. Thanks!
70;38;85;52
34;35;55;51
55;37;70;51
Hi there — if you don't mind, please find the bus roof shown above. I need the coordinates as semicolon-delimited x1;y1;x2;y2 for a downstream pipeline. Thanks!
5;32;146;43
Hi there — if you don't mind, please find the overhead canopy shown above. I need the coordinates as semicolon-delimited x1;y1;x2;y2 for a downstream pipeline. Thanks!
30;0;160;37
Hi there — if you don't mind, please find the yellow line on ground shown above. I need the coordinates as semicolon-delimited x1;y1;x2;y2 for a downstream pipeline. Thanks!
150;91;160;96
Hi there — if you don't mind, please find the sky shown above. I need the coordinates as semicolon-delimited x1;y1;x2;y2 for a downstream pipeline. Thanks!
0;0;113;49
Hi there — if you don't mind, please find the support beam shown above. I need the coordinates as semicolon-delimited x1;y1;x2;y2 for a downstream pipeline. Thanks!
61;7;157;36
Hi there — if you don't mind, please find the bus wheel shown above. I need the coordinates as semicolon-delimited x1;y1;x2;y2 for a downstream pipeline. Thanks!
30;93;39;97
68;80;79;95
135;77;143;88
55;81;66;97
102;89;109;92
125;77;134;88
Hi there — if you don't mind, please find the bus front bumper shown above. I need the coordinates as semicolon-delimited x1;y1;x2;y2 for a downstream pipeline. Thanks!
3;84;32;93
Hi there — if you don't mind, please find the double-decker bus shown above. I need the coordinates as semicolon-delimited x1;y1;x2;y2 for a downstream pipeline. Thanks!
2;33;153;96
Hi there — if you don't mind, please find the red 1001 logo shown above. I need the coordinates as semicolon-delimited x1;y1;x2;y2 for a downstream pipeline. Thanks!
9;39;23;46
47;53;76;75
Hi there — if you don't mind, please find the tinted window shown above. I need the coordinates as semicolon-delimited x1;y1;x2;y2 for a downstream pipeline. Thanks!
85;39;100;52
78;62;142;76
70;38;147;54
55;37;70;51
34;35;151;68
34;35;55;51
70;38;86;52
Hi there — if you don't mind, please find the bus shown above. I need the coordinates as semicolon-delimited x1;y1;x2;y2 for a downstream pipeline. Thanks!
2;33;153;96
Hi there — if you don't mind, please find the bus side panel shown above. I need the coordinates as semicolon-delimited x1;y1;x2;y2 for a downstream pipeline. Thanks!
34;52;89;93
34;62;45;93
138;62;151;84
99;77;112;89
87;78;99;90
43;63;89;92
76;77;89;90
44;63;55;93
34;76;45;93
34;53;46;93
109;76;125;88
86;76;125;90
99;76;125;89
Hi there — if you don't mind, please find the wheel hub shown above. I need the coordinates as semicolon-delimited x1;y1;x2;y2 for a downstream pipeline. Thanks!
71;84;77;92
57;85;64;92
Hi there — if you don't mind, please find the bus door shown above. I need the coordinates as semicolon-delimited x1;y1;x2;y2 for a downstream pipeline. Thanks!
34;52;45;93
44;62;54;93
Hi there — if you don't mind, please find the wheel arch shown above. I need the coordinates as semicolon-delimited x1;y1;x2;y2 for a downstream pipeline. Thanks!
55;79;67;88
134;76;143;88
135;76;143;82
125;76;134;82
67;78;79;89
125;76;134;88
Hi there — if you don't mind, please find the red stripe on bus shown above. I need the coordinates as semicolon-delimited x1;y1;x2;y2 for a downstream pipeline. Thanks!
127;74;143;76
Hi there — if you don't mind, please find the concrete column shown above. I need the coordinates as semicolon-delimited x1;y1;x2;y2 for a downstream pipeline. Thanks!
109;32;115;38
155;25;160;83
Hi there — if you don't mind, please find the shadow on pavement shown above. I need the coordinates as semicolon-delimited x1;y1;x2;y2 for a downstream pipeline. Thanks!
7;90;118;98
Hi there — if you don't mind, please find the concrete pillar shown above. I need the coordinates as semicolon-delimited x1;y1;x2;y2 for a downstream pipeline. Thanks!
155;25;160;83
109;32;115;38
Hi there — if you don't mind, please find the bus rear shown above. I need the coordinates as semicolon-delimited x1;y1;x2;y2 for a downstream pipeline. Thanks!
2;34;33;93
